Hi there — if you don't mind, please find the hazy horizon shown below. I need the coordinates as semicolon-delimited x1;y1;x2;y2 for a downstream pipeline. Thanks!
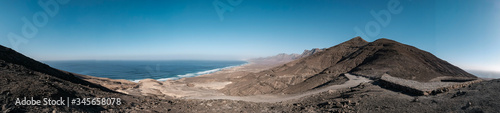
1;0;499;72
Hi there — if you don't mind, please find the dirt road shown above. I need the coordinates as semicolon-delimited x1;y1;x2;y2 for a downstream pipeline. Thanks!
186;73;371;103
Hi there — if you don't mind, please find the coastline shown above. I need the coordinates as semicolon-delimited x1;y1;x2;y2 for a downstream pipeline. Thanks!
129;61;250;83
75;59;289;98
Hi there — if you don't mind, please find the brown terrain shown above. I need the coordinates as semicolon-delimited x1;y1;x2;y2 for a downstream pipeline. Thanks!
0;45;176;112
109;47;325;99
1;37;500;113
222;37;477;96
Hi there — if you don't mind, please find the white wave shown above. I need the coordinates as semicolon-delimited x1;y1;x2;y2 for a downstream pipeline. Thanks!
157;77;176;81
131;77;178;83
129;63;248;82
131;79;142;83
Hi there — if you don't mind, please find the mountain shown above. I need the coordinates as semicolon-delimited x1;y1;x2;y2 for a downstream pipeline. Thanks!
222;37;477;96
1;39;493;112
348;38;475;81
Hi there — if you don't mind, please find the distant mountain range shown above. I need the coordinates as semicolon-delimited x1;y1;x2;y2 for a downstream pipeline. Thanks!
467;70;500;79
249;48;325;63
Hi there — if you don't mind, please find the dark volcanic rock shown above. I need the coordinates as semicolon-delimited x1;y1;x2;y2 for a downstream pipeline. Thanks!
349;38;476;82
288;78;500;113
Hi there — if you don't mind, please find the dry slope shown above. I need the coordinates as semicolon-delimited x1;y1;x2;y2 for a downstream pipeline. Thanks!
0;45;175;112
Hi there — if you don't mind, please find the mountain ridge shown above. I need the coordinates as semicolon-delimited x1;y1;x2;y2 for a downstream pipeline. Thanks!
222;37;476;96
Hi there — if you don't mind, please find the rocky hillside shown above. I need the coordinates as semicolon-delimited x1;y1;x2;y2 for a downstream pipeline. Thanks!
0;45;176;112
348;38;475;81
222;37;477;96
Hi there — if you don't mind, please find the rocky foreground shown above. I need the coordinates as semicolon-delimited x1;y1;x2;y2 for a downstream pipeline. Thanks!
1;37;499;112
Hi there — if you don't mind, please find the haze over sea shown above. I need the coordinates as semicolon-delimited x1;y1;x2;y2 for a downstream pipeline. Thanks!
43;60;247;82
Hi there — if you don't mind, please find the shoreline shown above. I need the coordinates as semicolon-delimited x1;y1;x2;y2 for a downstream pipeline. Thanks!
128;61;250;83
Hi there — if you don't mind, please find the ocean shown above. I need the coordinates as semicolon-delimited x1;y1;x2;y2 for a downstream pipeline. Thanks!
43;60;247;82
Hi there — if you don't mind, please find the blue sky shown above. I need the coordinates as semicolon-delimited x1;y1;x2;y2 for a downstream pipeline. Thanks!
0;0;499;72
